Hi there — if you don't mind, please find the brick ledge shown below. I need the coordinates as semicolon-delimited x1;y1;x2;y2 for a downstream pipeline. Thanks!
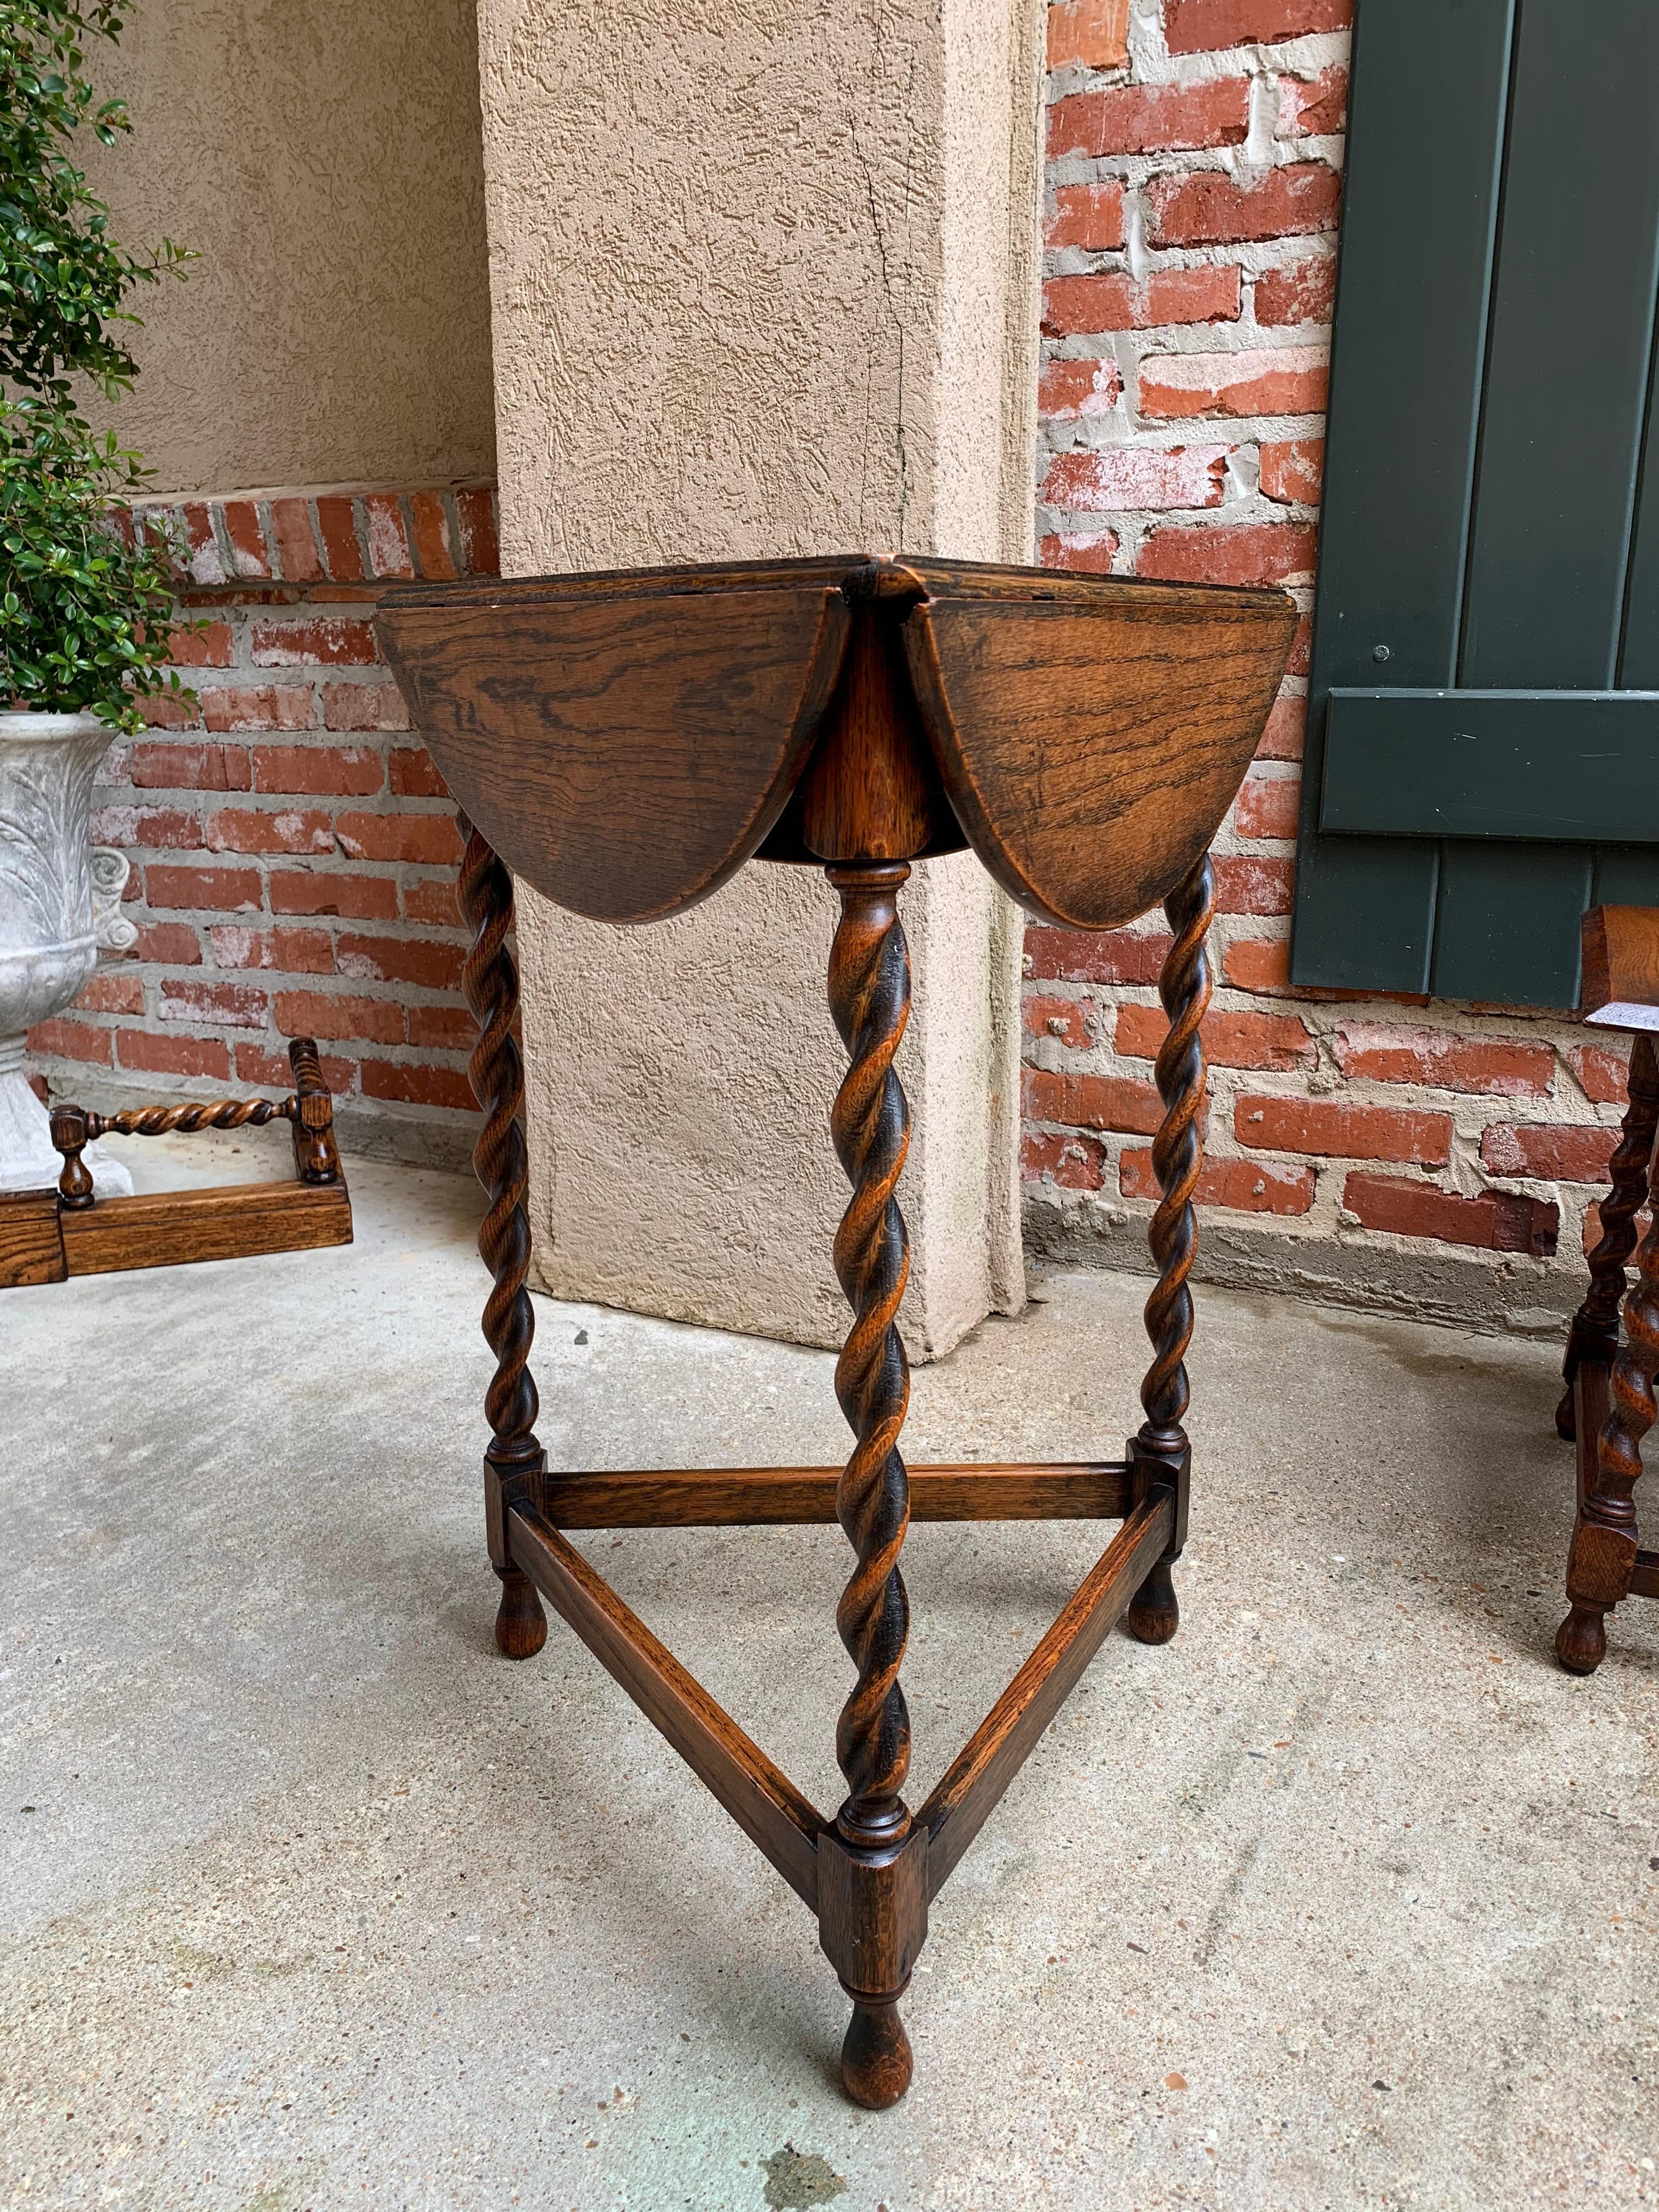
117;480;499;592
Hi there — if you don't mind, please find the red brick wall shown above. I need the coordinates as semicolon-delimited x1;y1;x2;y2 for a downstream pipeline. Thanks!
24;484;498;1168
1030;0;1620;1321
16;34;1627;1325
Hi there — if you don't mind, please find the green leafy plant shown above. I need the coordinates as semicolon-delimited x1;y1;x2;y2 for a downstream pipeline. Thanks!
0;1;193;730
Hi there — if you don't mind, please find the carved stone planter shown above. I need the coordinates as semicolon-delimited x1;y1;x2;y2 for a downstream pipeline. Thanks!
0;711;136;1196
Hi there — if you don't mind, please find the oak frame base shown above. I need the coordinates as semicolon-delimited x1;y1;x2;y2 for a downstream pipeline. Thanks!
495;1461;1181;2081
456;820;1217;2108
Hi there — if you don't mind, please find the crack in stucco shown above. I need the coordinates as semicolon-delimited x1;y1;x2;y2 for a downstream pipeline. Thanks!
845;0;911;543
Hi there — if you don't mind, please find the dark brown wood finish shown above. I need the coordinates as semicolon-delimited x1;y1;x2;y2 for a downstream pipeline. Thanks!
50;1065;343;1209
376;555;1295;930
0;1037;351;1288
536;1461;1133;1527
375;552;1297;2109
509;1504;825;1909
458;813;550;1662
825;858;919;2108
288;1036;343;1184
817;1825;929;2112
905;585;1295;928
798;565;945;864
919;1491;1173;1898
1125;852;1212;1644
377;574;850;923
1555;906;1659;1672
1558;1201;1659;1671
1557;1034;1659;1440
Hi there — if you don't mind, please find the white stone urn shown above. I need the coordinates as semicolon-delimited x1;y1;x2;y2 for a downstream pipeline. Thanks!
0;710;136;1196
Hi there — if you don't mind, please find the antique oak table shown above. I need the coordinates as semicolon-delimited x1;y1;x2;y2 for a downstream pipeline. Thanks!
376;554;1295;2106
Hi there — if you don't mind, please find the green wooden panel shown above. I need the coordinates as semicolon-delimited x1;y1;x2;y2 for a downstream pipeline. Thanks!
1321;691;1659;839
1595;849;1659;907
1619;295;1659;689
1459;7;1659;686
1610;302;1659;915
1434;0;1659;1002
1432;847;1592;1008
1290;0;1515;994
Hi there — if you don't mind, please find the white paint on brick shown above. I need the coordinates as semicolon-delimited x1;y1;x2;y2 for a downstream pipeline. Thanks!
1125;186;1152;278
1234;71;1280;183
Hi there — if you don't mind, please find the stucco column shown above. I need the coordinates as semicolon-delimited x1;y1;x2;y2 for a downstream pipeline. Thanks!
475;0;1045;1356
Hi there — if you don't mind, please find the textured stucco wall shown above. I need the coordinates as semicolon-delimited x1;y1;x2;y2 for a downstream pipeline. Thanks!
479;0;1045;1356
81;0;496;495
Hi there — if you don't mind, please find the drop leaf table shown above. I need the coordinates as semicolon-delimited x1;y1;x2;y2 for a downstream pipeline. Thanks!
375;554;1296;2106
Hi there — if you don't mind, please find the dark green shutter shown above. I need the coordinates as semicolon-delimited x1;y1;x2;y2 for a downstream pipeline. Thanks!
1291;0;1659;1009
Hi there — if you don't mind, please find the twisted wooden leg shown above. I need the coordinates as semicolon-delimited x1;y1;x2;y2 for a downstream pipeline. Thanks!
458;814;548;1661
1556;1037;1658;1441
1127;853;1214;1646
825;861;916;2108
1558;1192;1659;1674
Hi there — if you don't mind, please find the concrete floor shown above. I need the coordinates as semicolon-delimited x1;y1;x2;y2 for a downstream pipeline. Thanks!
2;1135;1656;2212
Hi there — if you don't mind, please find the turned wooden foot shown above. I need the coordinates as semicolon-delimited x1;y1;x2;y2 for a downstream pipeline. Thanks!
1127;1559;1180;1645
840;1992;913;2109
1555;1603;1608;1675
494;1566;548;1659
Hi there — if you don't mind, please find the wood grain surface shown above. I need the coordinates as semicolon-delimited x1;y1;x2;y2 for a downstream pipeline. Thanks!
918;1490;1172;1898
56;1178;352;1277
1582;904;1659;1026
905;583;1296;928
798;601;944;862
509;1503;824;1908
376;574;850;923
539;1460;1134;1527
376;555;1295;926
0;1190;67;1286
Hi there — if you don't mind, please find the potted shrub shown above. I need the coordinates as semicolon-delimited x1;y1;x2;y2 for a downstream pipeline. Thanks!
0;1;190;1193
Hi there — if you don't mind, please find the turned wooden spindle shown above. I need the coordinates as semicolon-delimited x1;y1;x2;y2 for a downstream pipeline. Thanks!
1556;1035;1659;1441
287;1036;342;1184
1127;851;1214;1646
1558;1198;1659;1674
49;1104;95;1209
825;859;917;2108
48;1039;342;1207
458;812;549;1661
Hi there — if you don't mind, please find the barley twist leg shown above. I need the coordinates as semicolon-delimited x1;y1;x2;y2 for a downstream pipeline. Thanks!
1556;1036;1658;1440
1128;852;1214;1646
1558;1190;1659;1674
826;861;915;2109
458;814;546;1660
